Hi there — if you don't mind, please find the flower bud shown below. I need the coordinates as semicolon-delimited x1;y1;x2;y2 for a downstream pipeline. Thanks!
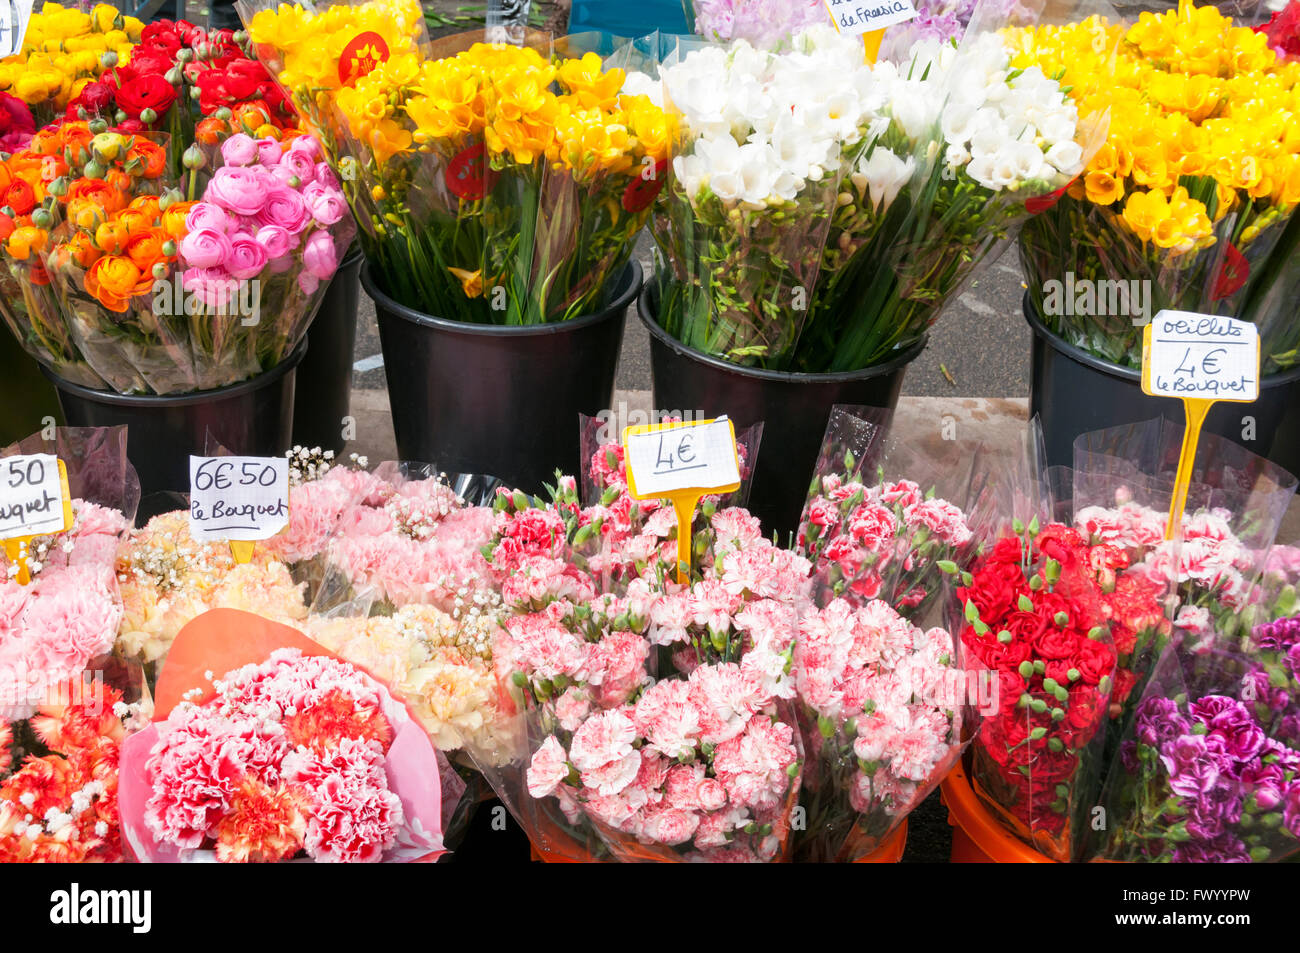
996;629;1012;644
182;144;205;170
1066;668;1080;682
1029;574;1043;591
161;239;177;257
30;208;53;229
1051;707;1065;721
165;67;184;86
1029;698;1048;714
1053;611;1069;627
152;262;169;280
82;159;105;179
1018;661;1033;679
1042;677;1059;693
47;177;68;197
100;51;118;69
1088;626;1106;640
1029;726;1047;740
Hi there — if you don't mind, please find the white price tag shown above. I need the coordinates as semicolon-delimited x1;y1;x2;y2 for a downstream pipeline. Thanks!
623;418;741;499
189;455;290;542
1141;311;1260;403
824;0;918;37
0;0;35;59
0;454;69;538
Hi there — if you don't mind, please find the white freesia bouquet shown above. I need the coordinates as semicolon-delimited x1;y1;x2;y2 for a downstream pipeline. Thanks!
648;25;1101;372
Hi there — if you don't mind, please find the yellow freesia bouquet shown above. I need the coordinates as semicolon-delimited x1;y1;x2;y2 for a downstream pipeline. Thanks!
0;3;143;125
243;0;671;324
1014;0;1300;373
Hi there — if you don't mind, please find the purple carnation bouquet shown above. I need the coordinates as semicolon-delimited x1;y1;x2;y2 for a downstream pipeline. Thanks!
1095;618;1300;862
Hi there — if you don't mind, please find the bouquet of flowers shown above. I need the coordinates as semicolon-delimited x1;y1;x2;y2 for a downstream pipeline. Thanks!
0;122;175;388
287;461;502;614
689;0;830;47
796;406;978;619
118;610;451;863
0;661;150;863
116;509;309;666
244;0;671;325
648;22;1095;372
1259;0;1300;61
63;16;297;179
792;596;968;861
476;445;813;861
1016;1;1300;373
1;427;137;721
304;602;518;764
38;128;352;395
956;515;1119;861
0;4;142;126
1095;633;1300;862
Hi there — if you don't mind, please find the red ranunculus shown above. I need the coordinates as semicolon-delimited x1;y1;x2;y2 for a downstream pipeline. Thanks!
126;47;176;79
196;60;271;114
140;21;184;56
117;75;177;120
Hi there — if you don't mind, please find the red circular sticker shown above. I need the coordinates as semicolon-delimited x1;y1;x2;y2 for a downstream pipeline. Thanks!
339;32;389;87
446;142;496;201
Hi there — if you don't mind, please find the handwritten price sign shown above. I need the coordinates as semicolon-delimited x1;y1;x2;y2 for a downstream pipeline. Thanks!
1142;311;1260;401
0;453;73;584
189;456;289;551
824;0;918;38
1141;310;1261;539
624;418;741;583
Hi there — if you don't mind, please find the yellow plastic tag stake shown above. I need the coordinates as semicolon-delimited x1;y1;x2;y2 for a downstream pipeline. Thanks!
864;29;884;63
623;418;742;585
1141;312;1261;541
229;540;256;565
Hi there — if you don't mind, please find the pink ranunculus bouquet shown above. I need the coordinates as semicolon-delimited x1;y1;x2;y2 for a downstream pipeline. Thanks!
175;131;355;390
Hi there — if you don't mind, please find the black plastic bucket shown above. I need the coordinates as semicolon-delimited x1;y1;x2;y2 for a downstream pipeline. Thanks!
0;330;63;446
43;340;306;497
638;286;924;539
292;247;363;455
365;261;640;493
1026;294;1300;476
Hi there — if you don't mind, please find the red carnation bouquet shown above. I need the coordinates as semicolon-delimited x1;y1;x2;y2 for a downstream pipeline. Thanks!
956;515;1118;861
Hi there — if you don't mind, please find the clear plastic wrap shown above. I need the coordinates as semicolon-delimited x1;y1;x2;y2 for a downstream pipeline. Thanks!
0;427;139;721
1015;0;1300;374
952;419;1118;861
242;2;666;325
1092;634;1300;862
792;596;972;861
796;405;981;621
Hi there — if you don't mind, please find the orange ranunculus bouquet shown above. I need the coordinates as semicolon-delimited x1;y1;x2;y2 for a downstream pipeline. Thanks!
0;123;173;388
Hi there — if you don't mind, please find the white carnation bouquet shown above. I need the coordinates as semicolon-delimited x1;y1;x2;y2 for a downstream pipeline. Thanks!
645;23;1105;372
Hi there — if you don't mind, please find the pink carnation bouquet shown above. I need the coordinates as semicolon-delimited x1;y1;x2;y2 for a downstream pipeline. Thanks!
118;610;450;863
797;406;979;621
480;445;813;862
792;597;968;861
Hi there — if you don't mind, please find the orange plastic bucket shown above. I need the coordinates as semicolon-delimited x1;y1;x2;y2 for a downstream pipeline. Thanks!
939;762;1057;863
851;819;908;863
